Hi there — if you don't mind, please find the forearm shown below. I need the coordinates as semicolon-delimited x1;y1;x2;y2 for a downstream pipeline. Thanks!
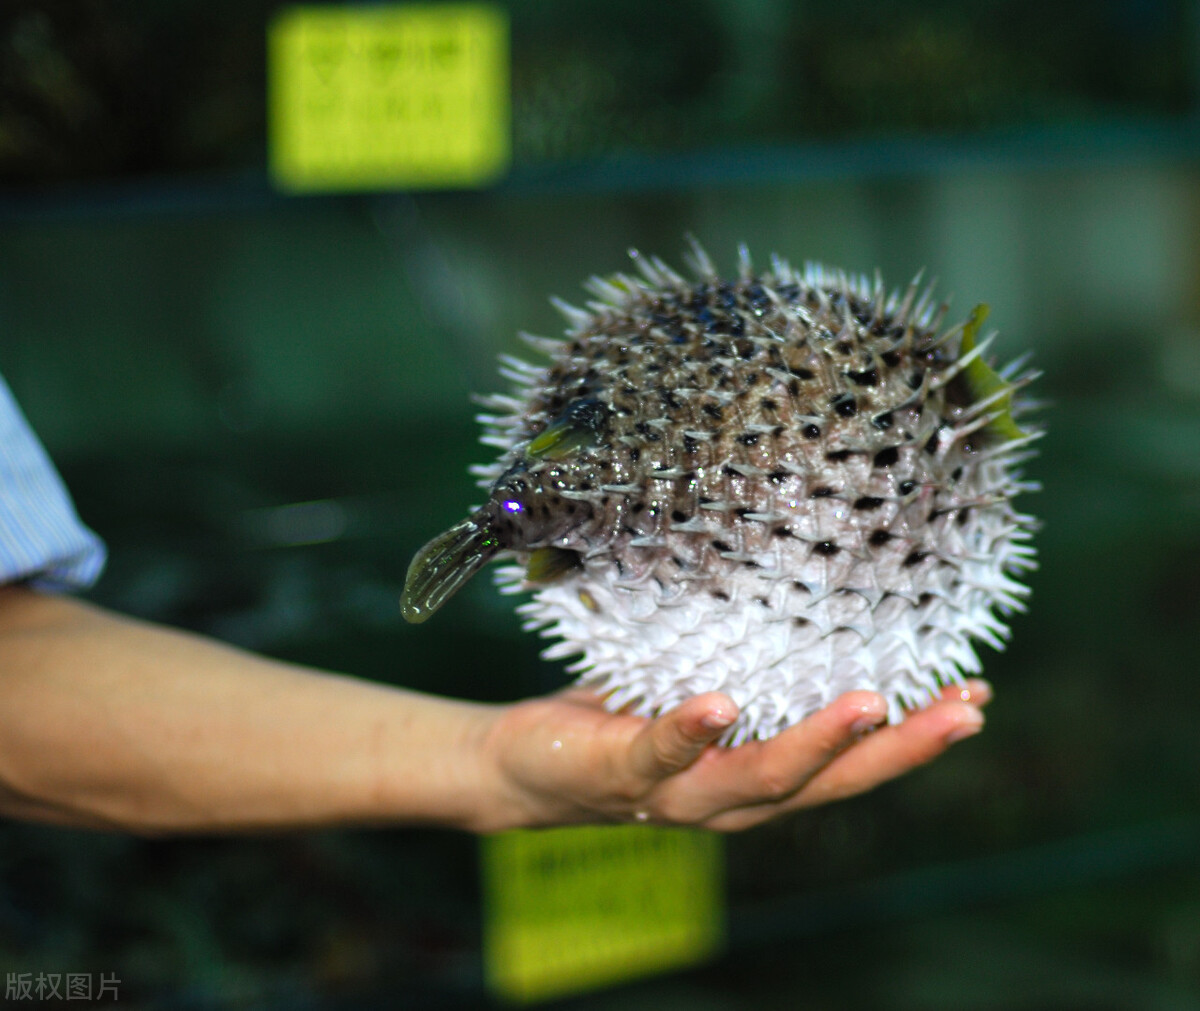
0;586;989;837
0;586;501;834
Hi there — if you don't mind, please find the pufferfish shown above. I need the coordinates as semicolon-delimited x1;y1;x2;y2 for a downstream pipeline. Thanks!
402;244;1039;745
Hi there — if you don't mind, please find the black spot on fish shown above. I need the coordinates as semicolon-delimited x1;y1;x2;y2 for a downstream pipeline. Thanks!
659;387;682;410
833;394;858;418
869;529;892;546
813;541;840;556
853;496;883;510
873;446;899;468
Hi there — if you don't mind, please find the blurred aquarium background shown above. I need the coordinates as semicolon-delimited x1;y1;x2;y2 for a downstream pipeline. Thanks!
2;0;1200;1007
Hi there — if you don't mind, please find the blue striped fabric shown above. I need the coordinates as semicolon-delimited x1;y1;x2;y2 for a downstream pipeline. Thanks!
0;373;106;592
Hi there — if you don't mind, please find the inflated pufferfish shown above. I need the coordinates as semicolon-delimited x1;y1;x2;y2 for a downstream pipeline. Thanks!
403;244;1039;745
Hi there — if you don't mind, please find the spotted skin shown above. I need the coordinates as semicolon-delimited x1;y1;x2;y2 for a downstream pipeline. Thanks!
403;248;1038;743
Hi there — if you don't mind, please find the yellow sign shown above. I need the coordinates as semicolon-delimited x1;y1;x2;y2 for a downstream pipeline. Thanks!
482;825;724;1003
268;4;509;192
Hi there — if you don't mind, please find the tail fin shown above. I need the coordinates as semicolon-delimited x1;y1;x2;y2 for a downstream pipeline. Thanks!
401;513;499;623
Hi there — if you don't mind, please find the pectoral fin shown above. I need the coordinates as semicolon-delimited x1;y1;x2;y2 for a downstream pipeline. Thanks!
961;304;1025;443
401;513;500;623
525;546;581;583
526;398;611;461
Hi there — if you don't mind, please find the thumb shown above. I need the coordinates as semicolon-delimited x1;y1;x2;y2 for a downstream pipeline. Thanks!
629;693;738;784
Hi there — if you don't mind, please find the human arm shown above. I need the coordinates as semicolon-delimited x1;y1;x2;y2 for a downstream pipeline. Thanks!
0;584;985;835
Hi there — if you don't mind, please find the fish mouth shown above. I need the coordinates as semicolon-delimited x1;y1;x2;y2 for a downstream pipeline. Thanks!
401;512;500;623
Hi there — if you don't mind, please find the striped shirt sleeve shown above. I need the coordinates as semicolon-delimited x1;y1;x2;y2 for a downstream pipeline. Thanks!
0;373;106;592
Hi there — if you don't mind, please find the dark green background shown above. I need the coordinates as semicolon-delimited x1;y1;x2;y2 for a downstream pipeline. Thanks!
2;1;1199;1007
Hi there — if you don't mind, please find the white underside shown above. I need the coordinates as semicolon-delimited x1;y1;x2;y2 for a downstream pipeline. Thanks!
499;476;1034;746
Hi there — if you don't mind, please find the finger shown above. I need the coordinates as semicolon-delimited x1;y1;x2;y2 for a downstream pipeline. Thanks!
627;693;739;786
652;691;889;821
788;697;984;808
699;700;984;832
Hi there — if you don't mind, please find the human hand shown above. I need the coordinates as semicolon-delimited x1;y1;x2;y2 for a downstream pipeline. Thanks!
475;681;990;832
